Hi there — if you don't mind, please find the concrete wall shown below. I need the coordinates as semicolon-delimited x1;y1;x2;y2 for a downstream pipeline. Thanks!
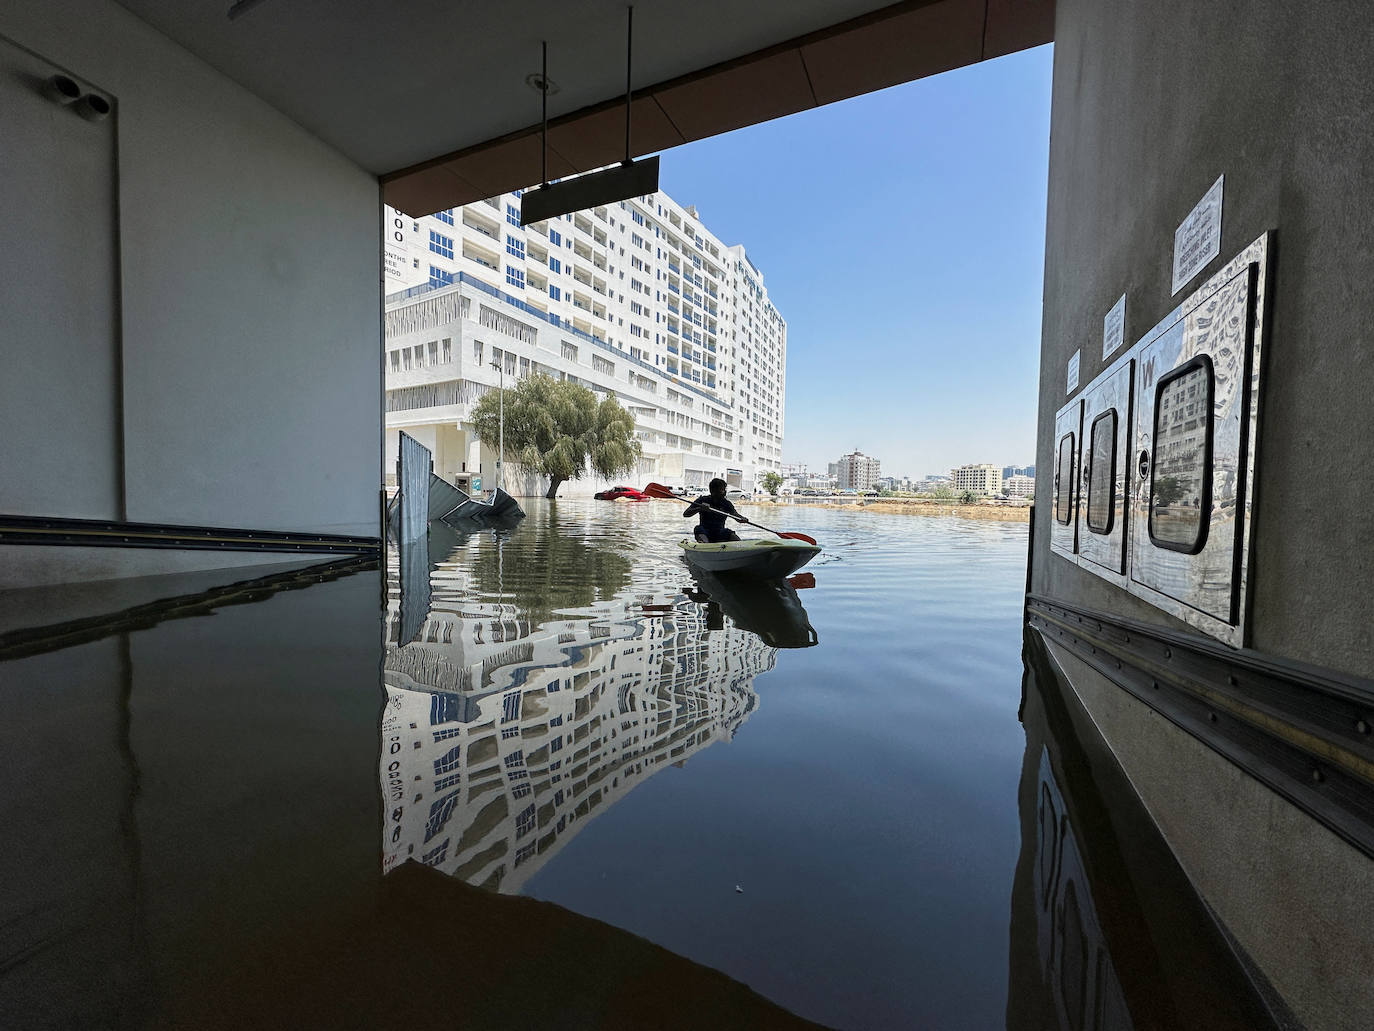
0;0;381;588
1032;4;1374;1024
1033;0;1374;680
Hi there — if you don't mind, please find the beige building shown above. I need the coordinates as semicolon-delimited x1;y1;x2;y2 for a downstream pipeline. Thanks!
1005;474;1036;498
836;450;880;490
951;463;1004;496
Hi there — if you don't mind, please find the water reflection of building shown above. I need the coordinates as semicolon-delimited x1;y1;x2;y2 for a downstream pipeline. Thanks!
380;591;776;893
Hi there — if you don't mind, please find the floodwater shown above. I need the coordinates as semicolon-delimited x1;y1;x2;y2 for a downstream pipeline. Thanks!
0;500;1277;1029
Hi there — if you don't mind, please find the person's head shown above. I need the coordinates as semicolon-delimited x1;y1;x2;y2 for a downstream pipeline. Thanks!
709;478;727;497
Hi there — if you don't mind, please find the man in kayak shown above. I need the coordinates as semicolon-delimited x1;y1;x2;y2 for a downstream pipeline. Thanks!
684;478;741;543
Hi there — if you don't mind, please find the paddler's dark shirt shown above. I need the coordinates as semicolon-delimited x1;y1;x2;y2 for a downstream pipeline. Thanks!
684;494;738;532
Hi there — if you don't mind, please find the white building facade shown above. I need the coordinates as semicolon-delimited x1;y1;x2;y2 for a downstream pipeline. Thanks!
1005;473;1036;498
382;191;786;494
951;463;1004;495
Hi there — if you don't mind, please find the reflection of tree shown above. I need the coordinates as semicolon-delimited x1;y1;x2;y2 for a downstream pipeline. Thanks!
1153;475;1188;508
466;517;631;622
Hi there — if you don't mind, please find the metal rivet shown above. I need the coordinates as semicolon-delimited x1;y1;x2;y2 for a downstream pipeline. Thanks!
1165;648;1173;659
1151;680;1159;690
1312;768;1325;784
1357;720;1370;735
1228;674;1238;687
1208;712;1217;723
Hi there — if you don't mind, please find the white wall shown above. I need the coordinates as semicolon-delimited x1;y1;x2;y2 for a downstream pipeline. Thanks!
0;0;381;589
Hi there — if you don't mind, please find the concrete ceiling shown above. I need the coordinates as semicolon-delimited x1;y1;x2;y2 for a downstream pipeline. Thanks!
115;0;1053;214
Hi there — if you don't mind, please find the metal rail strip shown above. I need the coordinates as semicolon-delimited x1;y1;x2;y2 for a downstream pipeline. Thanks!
1026;593;1374;860
0;513;380;554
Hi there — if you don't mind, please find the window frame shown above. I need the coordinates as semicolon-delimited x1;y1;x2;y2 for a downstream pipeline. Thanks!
1147;354;1215;555
1085;408;1118;535
1054;432;1075;525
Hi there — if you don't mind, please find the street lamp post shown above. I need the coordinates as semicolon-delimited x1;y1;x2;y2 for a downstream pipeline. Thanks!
489;357;504;491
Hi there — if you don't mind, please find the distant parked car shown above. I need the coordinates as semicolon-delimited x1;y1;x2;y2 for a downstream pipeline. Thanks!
725;488;752;501
594;486;648;501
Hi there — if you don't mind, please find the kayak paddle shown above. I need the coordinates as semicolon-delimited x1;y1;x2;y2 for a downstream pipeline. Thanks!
696;501;818;546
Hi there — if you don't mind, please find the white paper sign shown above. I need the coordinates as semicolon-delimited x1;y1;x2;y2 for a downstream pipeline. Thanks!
1067;350;1080;394
1172;175;1224;294
1102;294;1126;361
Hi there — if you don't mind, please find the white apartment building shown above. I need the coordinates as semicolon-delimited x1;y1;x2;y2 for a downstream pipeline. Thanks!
836;450;881;490
951;463;1004;495
1005;474;1036;498
382;190;786;494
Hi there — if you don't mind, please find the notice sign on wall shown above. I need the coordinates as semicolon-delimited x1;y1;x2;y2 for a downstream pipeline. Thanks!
1067;349;1080;394
1102;293;1126;361
1172;175;1224;294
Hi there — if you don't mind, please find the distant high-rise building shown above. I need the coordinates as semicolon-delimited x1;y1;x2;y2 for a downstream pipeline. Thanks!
836;450;881;489
951;463;1003;495
1005;474;1036;497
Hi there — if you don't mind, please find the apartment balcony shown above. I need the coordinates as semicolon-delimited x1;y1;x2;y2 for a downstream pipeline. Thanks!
462;240;500;271
462;212;500;240
666;343;679;355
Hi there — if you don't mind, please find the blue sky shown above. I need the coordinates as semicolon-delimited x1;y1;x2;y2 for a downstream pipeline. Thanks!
658;44;1053;479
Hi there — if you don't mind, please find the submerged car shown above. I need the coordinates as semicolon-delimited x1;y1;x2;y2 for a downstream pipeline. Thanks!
594;486;648;501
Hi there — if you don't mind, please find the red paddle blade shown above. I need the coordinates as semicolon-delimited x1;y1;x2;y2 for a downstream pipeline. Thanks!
778;531;818;546
642;482;677;499
787;573;816;590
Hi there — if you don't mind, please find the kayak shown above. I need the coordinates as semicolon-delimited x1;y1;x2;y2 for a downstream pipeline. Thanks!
679;536;821;579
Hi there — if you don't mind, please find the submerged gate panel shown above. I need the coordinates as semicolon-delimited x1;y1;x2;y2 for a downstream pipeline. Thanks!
1076;360;1134;581
1127;235;1269;646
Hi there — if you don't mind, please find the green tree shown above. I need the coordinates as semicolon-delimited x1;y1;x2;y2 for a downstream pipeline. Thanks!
960;490;980;504
762;471;783;496
472;374;642;499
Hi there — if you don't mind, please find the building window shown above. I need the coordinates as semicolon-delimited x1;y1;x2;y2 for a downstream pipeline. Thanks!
1148;357;1214;553
474;340;484;364
506;266;525;290
441;338;452;363
549;257;561;274
1086;410;1118;534
502;691;521;723
1055;433;1075;525
506;204;520;226
506;236;525;260
561;341;578;361
549;285;561;301
433;744;461;776
428;265;454;289
434;208;455;225
428;230;454;259
515;804;536;839
549;229;562;246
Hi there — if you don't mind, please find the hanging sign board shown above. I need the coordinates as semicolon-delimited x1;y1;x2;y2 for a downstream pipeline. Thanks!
1067;350;1080;394
1172;175;1224;294
521;157;660;226
1102;293;1126;360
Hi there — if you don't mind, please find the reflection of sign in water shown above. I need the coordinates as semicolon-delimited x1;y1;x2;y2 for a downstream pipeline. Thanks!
1102;293;1126;361
379;592;777;891
1172;175;1223;294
